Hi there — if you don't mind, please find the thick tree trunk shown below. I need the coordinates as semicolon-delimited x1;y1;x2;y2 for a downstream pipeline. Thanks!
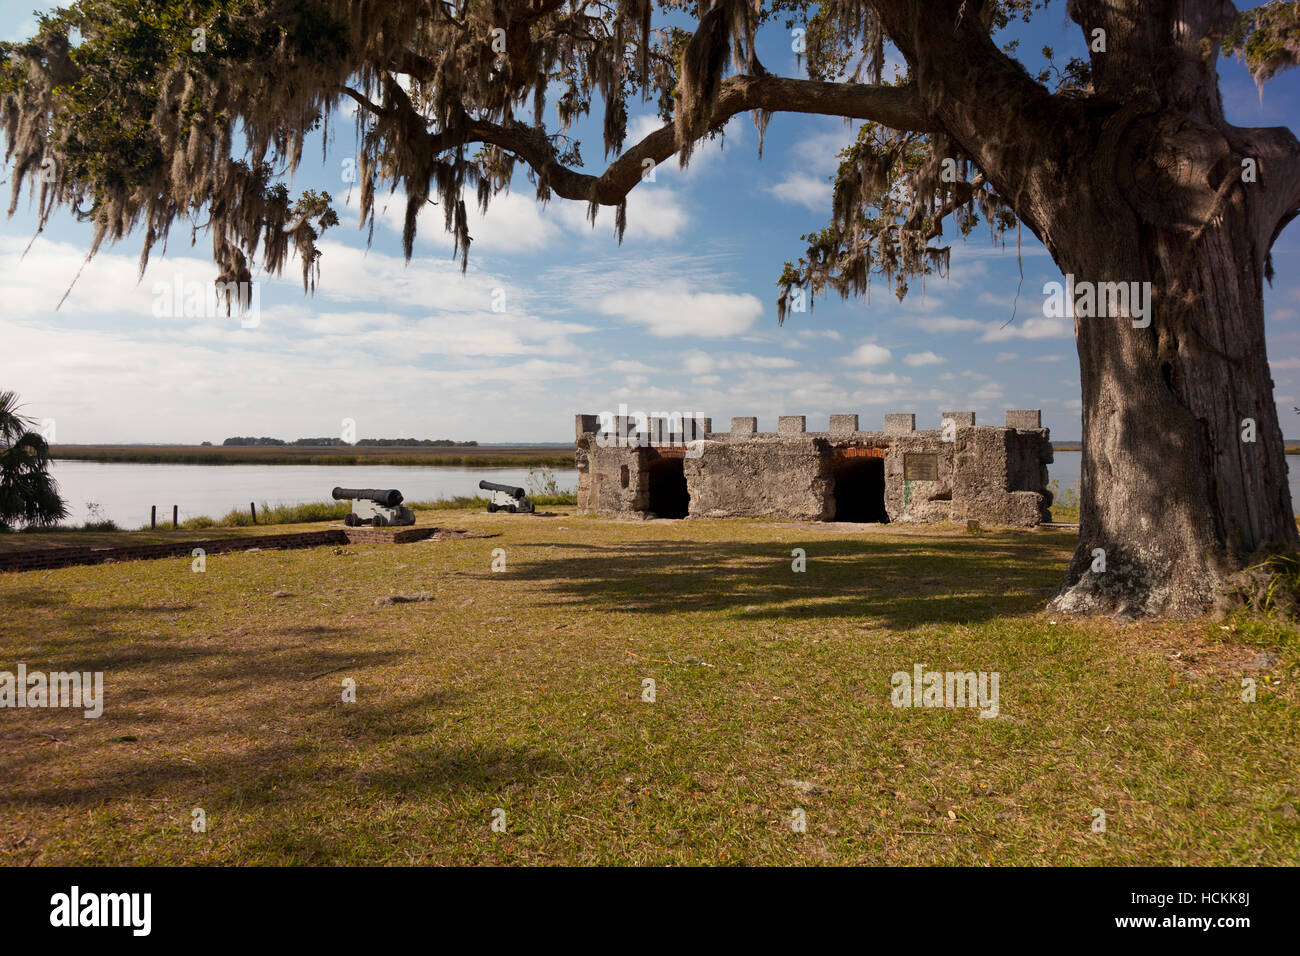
1045;117;1298;617
870;0;1300;617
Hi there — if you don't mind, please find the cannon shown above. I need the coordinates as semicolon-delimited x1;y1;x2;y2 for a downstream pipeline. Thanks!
479;480;533;514
332;487;416;527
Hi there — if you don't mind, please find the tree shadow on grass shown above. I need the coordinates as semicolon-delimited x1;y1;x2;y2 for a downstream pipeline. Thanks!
2;731;560;809
507;533;1073;629
0;586;62;609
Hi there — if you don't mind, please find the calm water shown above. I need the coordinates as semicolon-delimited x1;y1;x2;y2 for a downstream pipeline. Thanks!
49;460;578;527
44;453;1300;527
1050;451;1300;509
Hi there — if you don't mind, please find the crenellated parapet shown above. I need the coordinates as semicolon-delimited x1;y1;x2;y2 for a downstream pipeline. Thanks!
576;410;1047;443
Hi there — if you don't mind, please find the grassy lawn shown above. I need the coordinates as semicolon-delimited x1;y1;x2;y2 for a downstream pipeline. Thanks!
0;509;1296;865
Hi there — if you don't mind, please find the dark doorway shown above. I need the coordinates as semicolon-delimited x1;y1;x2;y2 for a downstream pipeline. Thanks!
832;456;888;522
647;456;689;518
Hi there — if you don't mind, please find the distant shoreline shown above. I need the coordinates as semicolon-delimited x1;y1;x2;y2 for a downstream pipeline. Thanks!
1052;443;1300;455
50;444;576;468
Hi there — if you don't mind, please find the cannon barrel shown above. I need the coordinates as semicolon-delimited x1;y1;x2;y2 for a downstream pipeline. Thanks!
332;487;404;507
478;480;525;498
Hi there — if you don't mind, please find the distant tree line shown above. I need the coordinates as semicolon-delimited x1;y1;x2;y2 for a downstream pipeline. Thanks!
222;437;477;447
356;438;478;447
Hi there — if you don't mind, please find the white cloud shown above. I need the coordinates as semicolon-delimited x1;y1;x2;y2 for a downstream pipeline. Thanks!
0;235;220;322
681;349;798;374
914;312;1071;342
979;316;1072;342
553;185;689;241
608;359;662;374
0;314;594;443
916;316;985;333
767;172;831;211
856;371;909;385
842;343;893;366
903;351;945;367
789;123;862;173
355;188;562;254
796;328;843;341
599;284;763;338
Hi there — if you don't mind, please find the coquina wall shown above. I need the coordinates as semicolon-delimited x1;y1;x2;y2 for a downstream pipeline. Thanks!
574;410;1053;526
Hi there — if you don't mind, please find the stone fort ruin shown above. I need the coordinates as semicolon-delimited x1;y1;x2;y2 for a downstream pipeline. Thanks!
575;410;1053;526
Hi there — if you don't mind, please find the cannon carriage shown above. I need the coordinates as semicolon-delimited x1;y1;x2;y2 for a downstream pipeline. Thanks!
479;480;533;514
331;487;416;527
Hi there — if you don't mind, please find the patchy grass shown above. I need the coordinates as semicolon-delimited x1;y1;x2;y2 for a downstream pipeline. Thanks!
0;511;1296;865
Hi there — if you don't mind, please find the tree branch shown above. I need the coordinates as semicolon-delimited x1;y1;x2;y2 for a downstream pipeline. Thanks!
463;75;935;206
868;0;1068;238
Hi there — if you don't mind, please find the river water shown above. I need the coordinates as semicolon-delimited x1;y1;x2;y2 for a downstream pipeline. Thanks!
1045;451;1300;511
43;452;1300;527
48;460;579;527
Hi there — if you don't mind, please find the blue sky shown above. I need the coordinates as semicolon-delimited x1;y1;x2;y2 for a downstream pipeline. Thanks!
3;1;1300;444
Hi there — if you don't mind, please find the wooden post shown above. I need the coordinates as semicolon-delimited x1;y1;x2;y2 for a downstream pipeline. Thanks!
173;505;178;528
151;505;156;529
250;502;257;524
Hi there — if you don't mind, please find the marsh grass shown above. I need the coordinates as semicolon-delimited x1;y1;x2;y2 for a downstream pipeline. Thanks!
163;493;580;529
15;519;120;534
170;500;352;529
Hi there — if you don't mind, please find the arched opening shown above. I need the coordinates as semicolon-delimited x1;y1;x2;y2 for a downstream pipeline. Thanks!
832;456;888;522
646;456;689;518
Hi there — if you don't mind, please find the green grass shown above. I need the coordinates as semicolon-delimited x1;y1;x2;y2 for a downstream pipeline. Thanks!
167;500;353;530
0;511;1296;865
160;494;579;529
15;519;120;534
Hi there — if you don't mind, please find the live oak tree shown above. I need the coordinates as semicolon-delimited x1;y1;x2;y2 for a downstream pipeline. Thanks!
4;0;1300;615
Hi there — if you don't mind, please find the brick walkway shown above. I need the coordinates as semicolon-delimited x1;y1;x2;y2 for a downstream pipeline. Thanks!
0;526;439;573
